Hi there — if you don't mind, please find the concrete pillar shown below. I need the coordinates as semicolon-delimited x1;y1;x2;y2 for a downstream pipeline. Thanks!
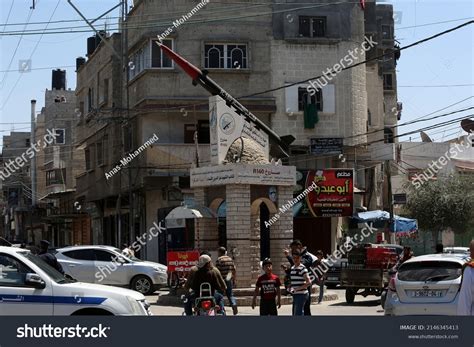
226;184;252;287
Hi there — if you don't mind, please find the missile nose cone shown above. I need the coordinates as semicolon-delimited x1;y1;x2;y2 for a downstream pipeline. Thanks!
157;41;201;80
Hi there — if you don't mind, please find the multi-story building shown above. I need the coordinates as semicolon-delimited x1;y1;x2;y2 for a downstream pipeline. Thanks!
1;132;32;242
35;70;89;247
75;0;402;267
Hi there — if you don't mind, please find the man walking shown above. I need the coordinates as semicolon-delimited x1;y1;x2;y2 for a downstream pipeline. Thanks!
289;250;311;316
284;239;316;315
457;240;474;315
314;250;326;304
216;247;238;315
252;258;281;315
38;240;64;274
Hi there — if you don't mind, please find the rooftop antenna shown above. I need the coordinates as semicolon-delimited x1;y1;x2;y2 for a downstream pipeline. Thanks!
30;0;36;9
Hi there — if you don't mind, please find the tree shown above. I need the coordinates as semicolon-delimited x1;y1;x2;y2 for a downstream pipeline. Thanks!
403;175;474;243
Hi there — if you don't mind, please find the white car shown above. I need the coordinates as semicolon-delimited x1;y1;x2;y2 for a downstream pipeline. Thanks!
0;246;151;316
55;245;167;295
384;253;470;316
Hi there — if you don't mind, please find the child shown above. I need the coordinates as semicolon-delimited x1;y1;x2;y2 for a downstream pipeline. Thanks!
252;258;281;315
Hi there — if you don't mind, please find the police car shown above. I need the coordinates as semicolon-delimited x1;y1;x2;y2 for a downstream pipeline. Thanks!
0;246;151;316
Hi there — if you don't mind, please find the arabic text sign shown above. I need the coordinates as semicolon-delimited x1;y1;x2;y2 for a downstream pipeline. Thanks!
167;251;200;272
306;169;354;217
190;164;296;187
310;138;343;155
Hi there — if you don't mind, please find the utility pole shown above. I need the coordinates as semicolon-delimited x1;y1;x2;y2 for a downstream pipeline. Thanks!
30;100;37;244
385;159;395;244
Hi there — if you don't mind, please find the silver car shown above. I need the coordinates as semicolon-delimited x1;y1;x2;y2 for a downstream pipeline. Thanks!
384;253;470;315
55;245;167;295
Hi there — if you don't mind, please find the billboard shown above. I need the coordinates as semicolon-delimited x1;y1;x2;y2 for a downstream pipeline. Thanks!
167;250;200;272
305;169;354;217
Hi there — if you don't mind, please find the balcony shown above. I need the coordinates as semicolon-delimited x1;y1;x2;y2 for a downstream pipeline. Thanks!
144;144;211;176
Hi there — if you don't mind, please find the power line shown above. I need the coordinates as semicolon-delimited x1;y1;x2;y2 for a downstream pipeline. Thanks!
0;0;61;111
0;0;15;34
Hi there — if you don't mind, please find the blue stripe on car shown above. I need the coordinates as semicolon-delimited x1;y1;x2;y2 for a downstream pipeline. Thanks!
0;295;106;305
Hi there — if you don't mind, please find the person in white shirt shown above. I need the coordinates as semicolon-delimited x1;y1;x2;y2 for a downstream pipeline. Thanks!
457;240;474;316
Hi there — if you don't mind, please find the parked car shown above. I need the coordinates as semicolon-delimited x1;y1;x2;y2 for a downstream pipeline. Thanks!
384;253;469;315
55;245;167;295
0;246;151;316
443;247;469;255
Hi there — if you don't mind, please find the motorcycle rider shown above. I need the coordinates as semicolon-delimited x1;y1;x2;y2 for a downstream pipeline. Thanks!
184;254;227;315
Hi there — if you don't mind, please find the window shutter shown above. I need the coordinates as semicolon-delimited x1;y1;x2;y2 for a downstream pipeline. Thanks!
322;84;335;113
285;85;298;114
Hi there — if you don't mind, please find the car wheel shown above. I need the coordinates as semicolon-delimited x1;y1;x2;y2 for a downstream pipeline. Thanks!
345;288;355;304
131;275;154;295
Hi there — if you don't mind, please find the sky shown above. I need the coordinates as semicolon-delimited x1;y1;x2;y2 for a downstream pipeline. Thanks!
0;0;473;149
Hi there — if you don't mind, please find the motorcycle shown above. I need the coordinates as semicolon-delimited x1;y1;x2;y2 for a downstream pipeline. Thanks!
182;282;225;316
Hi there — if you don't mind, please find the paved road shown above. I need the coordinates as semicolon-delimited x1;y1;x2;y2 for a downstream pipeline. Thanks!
147;289;385;316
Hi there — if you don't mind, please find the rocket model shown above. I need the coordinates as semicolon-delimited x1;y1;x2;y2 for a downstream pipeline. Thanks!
157;42;295;158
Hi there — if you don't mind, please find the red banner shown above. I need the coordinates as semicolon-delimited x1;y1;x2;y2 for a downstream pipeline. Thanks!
167;250;200;272
305;169;354;217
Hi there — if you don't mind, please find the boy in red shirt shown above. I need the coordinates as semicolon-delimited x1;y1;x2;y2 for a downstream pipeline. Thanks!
252;258;281;315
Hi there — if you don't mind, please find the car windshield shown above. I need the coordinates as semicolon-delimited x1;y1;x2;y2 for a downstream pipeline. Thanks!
20;252;73;284
398;261;462;282
112;248;142;262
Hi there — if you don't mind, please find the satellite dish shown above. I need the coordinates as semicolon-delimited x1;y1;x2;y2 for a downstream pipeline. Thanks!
420;131;432;142
461;119;474;133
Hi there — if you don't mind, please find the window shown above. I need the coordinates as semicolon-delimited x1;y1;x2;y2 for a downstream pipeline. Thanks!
197;120;210;144
398;261;462;282
384;128;394;144
184;124;196;144
85;147;91;170
383;73;394;90
94;250;115;262
128;39;174;79
299;16;327;38
46;169;66;186
381;25;393;40
25;139;30;147
204;43;248;69
79;101;84;117
298;87;322;111
62;249;95;261
53;129;65;144
151;39;173;68
99;78;109;105
87;88;94;112
96;140;103;166
0;253;33;287
103;135;109;164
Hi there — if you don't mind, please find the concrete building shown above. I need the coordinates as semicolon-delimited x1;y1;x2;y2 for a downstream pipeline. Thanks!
36;70;89;247
1;132;32;242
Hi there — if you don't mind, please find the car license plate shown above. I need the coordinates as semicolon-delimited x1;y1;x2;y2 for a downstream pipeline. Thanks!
327;277;338;281
413;290;443;297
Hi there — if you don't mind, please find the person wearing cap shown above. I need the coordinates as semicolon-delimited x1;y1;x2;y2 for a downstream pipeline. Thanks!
252;258;281;315
184;254;226;315
216;247;238;315
289;250;312;316
38;240;64;274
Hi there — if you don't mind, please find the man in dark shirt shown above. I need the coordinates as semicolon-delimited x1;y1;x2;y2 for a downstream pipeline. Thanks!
38;240;64;274
184;254;226;315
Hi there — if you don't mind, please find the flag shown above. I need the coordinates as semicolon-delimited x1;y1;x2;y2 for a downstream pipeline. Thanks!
360;0;365;10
